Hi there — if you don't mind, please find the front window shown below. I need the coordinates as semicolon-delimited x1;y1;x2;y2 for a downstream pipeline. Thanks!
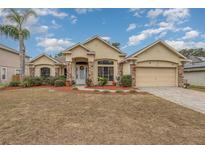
1;67;7;80
98;67;114;81
40;67;50;77
98;60;114;81
15;69;21;75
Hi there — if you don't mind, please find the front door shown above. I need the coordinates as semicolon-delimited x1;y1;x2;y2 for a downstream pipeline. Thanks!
76;65;87;85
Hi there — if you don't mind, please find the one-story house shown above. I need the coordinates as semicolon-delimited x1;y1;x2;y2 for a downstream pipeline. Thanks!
184;56;205;86
26;36;188;87
0;44;30;83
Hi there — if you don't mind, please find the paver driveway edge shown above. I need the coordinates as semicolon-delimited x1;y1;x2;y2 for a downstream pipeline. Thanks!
139;87;205;114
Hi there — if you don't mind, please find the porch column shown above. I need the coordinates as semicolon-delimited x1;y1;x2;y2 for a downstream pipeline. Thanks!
88;61;94;86
66;61;72;86
29;66;35;77
178;64;184;87
130;61;136;87
118;63;123;77
55;67;60;77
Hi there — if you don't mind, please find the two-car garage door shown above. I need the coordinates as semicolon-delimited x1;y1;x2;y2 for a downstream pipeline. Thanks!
135;67;177;87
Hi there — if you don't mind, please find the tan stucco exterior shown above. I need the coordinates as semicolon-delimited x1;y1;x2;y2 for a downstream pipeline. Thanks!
26;37;187;87
26;55;64;77
0;45;29;83
123;41;187;87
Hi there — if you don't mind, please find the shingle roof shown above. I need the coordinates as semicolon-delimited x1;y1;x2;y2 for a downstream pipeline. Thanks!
0;43;30;58
185;61;205;69
54;55;66;63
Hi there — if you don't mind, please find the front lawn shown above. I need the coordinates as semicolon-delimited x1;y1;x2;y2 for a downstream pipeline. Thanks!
0;88;205;144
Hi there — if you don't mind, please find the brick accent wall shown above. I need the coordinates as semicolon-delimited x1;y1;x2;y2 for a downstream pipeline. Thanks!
29;67;35;77
55;67;59;77
118;63;123;77
130;63;136;87
178;65;184;87
66;62;72;86
88;61;94;86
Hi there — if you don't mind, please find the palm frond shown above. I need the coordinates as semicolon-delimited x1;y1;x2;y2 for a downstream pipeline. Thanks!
6;9;22;25
23;9;37;22
0;25;19;40
22;28;30;40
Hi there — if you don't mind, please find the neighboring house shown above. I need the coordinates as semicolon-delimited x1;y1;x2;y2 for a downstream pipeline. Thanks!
0;44;30;83
26;36;188;87
184;56;205;86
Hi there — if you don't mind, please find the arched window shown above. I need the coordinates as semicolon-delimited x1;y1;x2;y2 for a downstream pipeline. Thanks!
41;67;50;77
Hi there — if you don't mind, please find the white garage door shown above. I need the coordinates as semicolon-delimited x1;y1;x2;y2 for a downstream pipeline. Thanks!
135;67;177;87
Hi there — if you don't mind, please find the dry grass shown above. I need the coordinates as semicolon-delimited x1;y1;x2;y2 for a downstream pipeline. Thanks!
0;88;205;144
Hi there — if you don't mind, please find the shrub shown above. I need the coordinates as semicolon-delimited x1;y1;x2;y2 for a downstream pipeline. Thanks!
120;75;132;87
57;75;66;81
12;75;20;82
20;80;32;87
115;90;123;93
54;79;65;87
98;77;108;86
42;76;56;85
22;76;34;87
72;87;78;90
94;89;100;92
102;90;110;93
86;79;92;87
9;81;20;87
32;77;42;86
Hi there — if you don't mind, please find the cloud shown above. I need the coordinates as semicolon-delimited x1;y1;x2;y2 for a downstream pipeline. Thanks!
129;8;145;17
32;8;68;18
69;15;78;24
166;40;205;50
51;20;62;29
37;37;75;53
147;9;163;19
34;25;49;33
126;23;137;32
75;9;99;14
182;30;199;40
101;36;111;41
163;8;190;23
182;26;192;31
128;22;174;46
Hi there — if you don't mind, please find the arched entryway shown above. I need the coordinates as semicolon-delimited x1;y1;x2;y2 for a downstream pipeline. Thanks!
73;58;88;85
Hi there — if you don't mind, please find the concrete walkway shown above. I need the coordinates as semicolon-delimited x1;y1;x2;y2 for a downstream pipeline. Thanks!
139;87;205;114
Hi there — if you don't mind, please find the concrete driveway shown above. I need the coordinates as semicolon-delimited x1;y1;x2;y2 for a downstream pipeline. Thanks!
139;87;205;114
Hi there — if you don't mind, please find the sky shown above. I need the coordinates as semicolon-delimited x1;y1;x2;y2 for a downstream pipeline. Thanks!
0;8;205;58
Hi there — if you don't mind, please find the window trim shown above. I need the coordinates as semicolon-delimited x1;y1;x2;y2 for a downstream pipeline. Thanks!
98;66;114;81
15;69;21;75
40;67;51;77
1;67;7;80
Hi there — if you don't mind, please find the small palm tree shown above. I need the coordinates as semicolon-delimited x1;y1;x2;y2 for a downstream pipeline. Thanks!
0;9;37;79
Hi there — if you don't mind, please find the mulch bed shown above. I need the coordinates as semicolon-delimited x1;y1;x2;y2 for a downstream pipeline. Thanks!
86;85;132;90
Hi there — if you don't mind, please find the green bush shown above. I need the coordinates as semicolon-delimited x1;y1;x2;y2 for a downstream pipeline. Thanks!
98;77;108;86
9;81;20;87
57;75;66;81
32;77;42;86
72;87;78;90
86;79;92;87
120;75;132;87
94;89;100;92
42;76;56;85
54;79;65;87
102;90;110;93
20;80;32;87
115;90;123;93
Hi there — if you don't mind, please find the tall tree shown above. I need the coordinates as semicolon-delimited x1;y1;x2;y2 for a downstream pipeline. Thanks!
111;42;120;49
0;9;37;79
179;48;205;57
